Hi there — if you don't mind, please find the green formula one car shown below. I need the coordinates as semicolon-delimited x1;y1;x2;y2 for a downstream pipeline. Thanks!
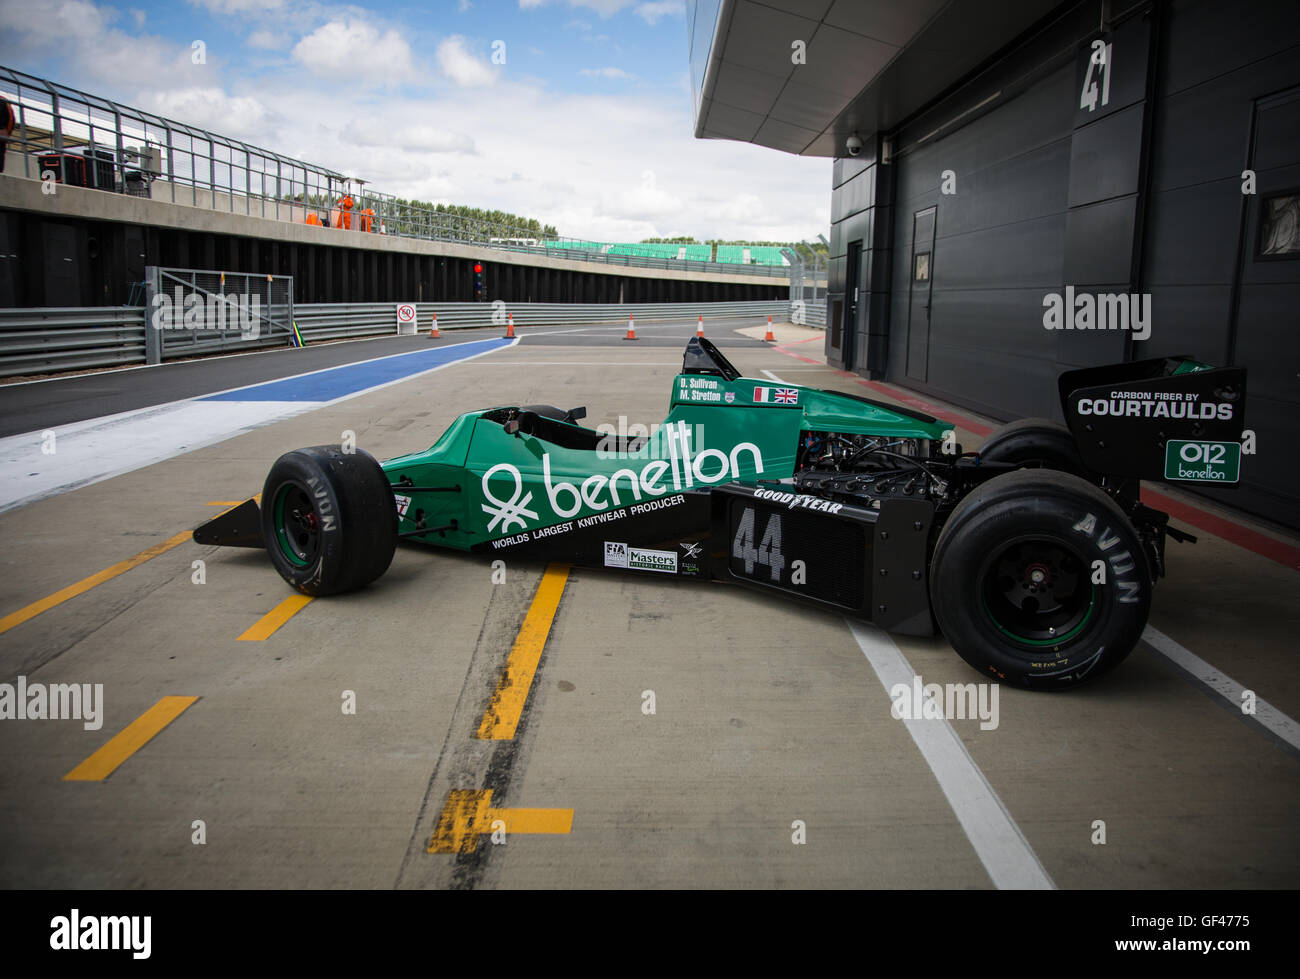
196;337;1247;690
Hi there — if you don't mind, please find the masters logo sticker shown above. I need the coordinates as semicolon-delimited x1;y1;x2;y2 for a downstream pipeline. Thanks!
394;494;412;518
627;547;677;574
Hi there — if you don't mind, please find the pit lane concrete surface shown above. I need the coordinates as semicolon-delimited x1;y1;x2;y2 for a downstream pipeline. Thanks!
1;318;1297;889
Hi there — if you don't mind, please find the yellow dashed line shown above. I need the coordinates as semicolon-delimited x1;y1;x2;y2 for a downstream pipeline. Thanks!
238;594;313;641
63;696;199;781
0;531;193;637
427;789;573;853
476;564;570;740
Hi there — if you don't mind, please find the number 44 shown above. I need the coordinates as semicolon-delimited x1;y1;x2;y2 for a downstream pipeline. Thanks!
1080;39;1112;112
733;507;785;582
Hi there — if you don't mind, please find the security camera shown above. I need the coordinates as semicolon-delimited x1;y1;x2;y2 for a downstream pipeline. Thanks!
845;133;863;157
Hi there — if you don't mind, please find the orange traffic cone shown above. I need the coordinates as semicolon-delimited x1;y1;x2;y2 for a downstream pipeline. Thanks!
763;315;776;343
505;313;515;338
696;315;704;337
624;314;637;341
429;313;441;339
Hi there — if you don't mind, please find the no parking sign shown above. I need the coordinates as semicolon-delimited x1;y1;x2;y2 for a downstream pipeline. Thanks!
396;303;417;335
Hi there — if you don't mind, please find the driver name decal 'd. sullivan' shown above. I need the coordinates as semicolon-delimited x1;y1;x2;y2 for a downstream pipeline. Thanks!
480;420;763;534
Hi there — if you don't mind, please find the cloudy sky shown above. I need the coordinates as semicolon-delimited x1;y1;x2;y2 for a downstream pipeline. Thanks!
0;0;831;242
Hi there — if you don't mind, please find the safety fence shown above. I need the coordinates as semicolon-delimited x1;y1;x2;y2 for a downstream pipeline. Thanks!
143;266;295;361
0;307;148;377
0;300;822;378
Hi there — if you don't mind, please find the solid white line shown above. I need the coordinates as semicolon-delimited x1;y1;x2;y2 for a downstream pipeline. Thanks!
760;370;790;384
847;620;1056;890
1143;624;1300;752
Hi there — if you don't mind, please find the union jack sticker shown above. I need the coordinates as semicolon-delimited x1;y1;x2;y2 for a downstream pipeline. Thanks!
753;386;799;405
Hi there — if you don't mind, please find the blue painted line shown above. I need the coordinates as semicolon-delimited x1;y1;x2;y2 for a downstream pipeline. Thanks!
201;338;513;403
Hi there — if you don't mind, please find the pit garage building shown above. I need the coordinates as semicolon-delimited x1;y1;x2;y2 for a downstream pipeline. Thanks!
690;0;1300;530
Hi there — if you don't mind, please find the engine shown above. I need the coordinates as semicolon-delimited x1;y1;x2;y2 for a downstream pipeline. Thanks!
792;430;953;508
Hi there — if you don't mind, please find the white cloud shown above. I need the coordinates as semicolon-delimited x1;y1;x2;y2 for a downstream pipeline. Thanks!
348;119;477;155
211;75;827;240
458;0;473;10
187;0;285;12
520;0;635;17
0;0;114;47
579;67;634;79
293;20;415;83
436;35;498;87
247;29;291;50
0;0;206;87
139;87;273;141
635;1;682;26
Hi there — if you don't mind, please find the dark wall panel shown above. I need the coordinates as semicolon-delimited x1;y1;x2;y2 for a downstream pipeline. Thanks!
1141;1;1300;526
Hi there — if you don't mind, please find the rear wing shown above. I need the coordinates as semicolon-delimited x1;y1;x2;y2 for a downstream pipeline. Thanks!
1059;356;1247;484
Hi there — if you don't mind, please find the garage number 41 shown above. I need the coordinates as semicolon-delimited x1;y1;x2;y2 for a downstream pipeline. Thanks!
734;507;785;582
1081;40;1112;112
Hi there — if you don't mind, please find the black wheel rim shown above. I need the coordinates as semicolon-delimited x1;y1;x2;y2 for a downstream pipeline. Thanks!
978;536;1096;646
272;482;321;568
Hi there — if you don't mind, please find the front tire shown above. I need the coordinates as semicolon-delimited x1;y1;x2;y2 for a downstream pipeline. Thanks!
261;445;397;596
929;469;1150;689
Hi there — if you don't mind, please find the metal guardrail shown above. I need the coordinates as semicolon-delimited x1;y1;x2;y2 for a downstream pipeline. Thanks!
799;302;827;328
0;307;147;378
0;301;817;378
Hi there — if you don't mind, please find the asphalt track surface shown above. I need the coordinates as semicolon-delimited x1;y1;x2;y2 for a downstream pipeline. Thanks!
1;315;1297;889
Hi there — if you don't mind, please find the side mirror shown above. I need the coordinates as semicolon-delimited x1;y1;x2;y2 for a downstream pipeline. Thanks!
566;406;587;423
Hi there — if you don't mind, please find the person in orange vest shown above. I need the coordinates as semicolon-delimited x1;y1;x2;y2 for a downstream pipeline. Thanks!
331;195;354;230
0;94;14;173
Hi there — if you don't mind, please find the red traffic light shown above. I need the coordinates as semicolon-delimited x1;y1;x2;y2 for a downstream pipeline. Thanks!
474;263;483;274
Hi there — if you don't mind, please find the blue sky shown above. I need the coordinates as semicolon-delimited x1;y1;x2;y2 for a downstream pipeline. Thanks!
0;0;830;241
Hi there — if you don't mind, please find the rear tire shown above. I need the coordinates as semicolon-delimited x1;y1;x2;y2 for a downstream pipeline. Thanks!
978;418;1093;479
261;445;397;596
929;469;1150;689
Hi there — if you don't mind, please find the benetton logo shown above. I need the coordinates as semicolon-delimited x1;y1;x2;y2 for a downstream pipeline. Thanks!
481;421;764;531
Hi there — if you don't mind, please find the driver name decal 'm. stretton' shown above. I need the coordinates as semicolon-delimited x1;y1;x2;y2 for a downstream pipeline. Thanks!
480;420;763;533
